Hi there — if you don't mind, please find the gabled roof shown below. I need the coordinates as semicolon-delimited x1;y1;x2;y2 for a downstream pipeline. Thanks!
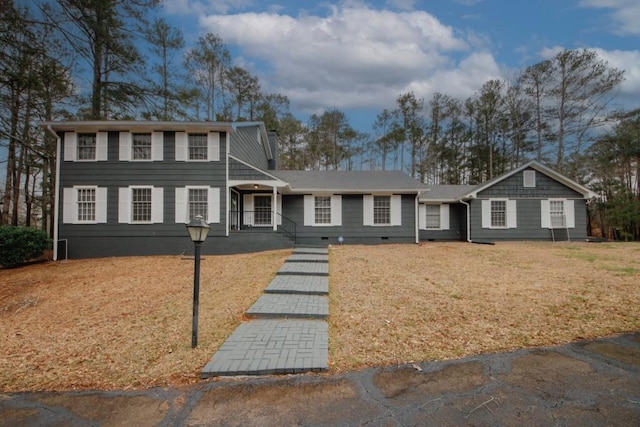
419;185;475;202
462;160;596;199
272;170;427;194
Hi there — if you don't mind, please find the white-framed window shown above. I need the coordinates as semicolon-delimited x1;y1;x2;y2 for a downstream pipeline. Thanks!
175;132;220;162
118;186;163;224
481;199;517;229
425;205;440;229
119;132;163;161
541;199;575;229
419;204;450;230
175;186;220;224
62;186;107;224
523;170;536;187
303;195;342;226
315;196;331;225
363;195;402;226
132;133;152;160
64;132;108;161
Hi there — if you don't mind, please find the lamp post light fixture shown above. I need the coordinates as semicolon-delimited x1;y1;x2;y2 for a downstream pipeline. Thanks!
186;215;210;348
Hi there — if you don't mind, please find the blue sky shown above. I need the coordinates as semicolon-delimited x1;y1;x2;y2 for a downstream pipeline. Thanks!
160;0;640;131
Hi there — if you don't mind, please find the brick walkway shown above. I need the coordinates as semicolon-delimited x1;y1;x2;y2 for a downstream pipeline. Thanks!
201;247;329;377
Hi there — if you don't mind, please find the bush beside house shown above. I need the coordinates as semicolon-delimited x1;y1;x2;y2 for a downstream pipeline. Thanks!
0;226;50;268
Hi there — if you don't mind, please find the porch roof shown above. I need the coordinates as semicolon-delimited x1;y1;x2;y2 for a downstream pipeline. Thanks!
272;170;427;194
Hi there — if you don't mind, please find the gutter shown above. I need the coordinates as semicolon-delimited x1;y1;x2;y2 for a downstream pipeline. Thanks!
45;125;61;261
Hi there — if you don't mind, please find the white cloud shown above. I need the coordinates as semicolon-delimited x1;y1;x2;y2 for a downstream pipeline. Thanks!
385;0;417;11
592;48;640;99
539;45;565;59
199;3;505;115
163;0;252;16
579;0;640;35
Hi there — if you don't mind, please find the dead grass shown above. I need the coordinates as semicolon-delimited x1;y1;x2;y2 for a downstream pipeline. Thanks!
1;242;638;392
329;242;640;371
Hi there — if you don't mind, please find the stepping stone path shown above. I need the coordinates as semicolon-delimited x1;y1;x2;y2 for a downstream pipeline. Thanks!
201;247;329;377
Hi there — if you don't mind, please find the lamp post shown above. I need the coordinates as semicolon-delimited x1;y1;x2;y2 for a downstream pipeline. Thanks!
186;215;210;348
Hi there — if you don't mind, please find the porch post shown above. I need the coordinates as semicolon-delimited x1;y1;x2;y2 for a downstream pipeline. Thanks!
273;186;277;231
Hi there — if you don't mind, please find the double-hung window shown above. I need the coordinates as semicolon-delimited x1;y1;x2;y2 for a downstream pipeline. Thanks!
132;133;152;160
373;196;391;225
63;186;107;224
77;187;96;222
482;199;517;229
315;196;331;225
188;134;208;160
425;205;440;229
549;200;565;228
491;200;507;228
131;188;152;222
188;188;209;220
77;133;97;160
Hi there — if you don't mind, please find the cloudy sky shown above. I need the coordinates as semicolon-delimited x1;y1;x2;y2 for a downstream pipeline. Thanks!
164;0;639;129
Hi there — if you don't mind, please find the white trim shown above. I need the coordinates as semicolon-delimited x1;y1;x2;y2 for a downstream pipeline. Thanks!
175;187;187;223
64;132;76;161
523;170;536;187
50;127;61;260
175;132;187;161
303;195;314;226
441;204;450;230
208;132;220;161
119;132;132;161
566;200;575;228
541;199;550;228
62;188;75;224
418;204;426;230
96;132;108;161
363;195;373;226
118;187;131;223
481;200;491;228
243;194;254;226
331;195;342;226
151;132;163;161
209;187;220;223
95;187;108;223
482;198;512;229
507;199;517;228
390;195;402;226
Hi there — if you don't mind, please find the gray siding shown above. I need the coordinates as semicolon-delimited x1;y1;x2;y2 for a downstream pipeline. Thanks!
419;203;467;241
230;125;269;170
469;198;589;241
58;131;228;258
282;194;417;246
478;168;583;199
229;158;274;180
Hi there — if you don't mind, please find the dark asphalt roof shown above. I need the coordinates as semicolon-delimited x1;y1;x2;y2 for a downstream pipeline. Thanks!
272;170;428;193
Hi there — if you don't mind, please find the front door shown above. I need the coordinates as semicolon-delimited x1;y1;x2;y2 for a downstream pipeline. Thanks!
230;190;239;230
254;195;272;226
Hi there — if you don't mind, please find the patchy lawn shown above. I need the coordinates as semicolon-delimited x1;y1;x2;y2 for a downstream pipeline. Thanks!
1;242;639;392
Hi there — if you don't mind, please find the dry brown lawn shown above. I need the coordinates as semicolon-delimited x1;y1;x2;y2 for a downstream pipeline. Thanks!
1;242;639;392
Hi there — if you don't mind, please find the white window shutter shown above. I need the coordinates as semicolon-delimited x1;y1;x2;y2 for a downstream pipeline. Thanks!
175;132;187;161
175;188;186;223
152;132;163;161
209;187;220;223
541;200;550;228
418;204;426;230
481;200;491;228
96;132;108;161
566;200;575;228
303;195;314;226
119;132;131;161
363;195;373;226
64;132;77;161
152;187;164;223
96;187;108;223
332;195;342;226
208;132;220;161
276;194;282;225
118;188;130;223
243;194;254;226
391;195;402;226
63;188;75;223
507;200;517;228
441;204;450;230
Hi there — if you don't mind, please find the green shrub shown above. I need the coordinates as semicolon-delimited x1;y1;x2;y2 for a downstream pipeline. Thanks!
0;226;50;268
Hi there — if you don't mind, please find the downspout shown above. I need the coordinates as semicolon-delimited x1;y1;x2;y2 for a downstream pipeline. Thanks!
46;125;61;260
225;129;230;237
460;199;472;243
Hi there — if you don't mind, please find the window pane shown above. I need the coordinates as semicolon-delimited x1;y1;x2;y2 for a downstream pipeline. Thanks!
188;134;208;160
77;133;96;160
425;205;440;229
550;200;565;228
374;196;391;225
254;196;272;226
77;188;96;221
491;200;506;227
132;188;152;222
315;196;331;224
132;133;152;160
188;189;208;220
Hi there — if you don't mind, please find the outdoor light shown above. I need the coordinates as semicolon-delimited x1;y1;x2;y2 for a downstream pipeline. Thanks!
186;215;210;348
